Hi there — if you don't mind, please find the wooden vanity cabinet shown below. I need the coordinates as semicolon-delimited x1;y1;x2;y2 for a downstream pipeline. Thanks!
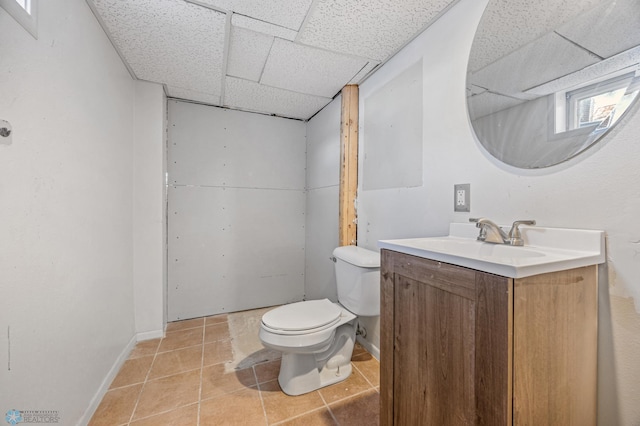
380;249;597;426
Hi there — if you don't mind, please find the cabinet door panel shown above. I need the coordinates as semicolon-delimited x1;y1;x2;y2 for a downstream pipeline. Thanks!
394;274;476;425
381;250;512;426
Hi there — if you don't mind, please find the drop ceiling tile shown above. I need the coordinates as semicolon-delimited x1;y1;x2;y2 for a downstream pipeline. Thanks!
196;0;313;30
91;0;226;96
468;92;525;121
524;46;640;96
231;14;297;40
556;0;640;59
261;38;367;98
298;0;452;61
224;77;332;120
468;0;603;73
167;86;221;106
470;32;600;97
227;26;273;82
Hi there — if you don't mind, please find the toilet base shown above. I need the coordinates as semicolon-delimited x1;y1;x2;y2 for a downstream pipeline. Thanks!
277;323;356;396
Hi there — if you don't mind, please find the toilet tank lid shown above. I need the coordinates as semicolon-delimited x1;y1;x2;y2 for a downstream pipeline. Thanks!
333;245;380;268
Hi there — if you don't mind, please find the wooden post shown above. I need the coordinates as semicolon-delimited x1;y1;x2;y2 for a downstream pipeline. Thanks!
339;85;359;246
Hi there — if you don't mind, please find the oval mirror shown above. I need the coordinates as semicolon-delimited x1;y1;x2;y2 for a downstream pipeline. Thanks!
467;0;640;168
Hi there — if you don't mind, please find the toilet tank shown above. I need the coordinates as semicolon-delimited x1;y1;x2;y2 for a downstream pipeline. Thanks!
332;246;380;316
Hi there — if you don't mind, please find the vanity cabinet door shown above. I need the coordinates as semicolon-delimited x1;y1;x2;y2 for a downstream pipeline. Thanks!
381;250;512;426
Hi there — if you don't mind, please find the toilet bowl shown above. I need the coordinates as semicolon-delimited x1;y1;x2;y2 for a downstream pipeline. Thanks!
259;246;380;396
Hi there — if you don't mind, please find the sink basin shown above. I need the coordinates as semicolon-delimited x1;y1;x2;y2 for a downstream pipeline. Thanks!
403;237;545;259
378;223;605;278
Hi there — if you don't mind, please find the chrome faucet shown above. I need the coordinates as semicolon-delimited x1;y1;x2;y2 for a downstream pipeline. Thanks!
469;218;536;246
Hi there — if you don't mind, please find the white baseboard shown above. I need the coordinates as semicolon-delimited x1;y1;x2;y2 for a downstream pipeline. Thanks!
136;329;164;341
77;335;137;426
356;335;380;361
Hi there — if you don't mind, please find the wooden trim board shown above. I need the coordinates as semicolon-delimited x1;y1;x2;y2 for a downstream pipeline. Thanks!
339;85;358;246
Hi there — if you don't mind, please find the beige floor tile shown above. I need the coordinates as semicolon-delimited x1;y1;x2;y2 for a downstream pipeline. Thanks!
205;313;228;325
148;345;203;380
129;339;161;359
89;384;142;426
329;389;379;425
158;328;204;353
166;317;205;333
204;322;231;343
351;353;380;387
203;339;233;366
110;356;154;389
260;380;325;424
132;369;201;420
129;403;198;426
254;359;281;384
276;408;337;425
200;387;266;425
201;363;257;400
318;368;372;404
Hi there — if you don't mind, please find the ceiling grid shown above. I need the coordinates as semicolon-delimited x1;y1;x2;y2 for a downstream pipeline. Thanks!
88;0;458;120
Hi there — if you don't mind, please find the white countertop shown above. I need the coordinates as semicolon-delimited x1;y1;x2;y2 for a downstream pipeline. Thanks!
378;223;605;278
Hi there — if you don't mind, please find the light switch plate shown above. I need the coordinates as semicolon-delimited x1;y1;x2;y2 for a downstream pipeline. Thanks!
454;183;470;212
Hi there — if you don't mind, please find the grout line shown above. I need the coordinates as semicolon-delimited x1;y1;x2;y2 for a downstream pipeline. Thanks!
253;366;270;425
156;342;204;355
128;403;199;424
351;361;376;389
270;407;332;426
197;324;206;426
317;392;340;425
126;338;162;425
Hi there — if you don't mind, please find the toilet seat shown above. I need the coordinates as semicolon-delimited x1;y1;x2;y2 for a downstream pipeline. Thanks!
261;299;342;335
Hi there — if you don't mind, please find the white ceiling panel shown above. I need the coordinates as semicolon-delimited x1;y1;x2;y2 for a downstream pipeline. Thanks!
232;14;297;40
298;0;453;61
196;0;313;30
468;92;526;121
470;32;600;97
91;0;227;96
468;0;602;73
261;38;368;98
524;46;640;96
556;0;640;59
167;86;221;106
227;26;273;82
225;77;332;120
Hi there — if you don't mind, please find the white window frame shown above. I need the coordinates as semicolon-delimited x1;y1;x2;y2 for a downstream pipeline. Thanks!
553;67;638;135
0;0;38;39
565;73;632;131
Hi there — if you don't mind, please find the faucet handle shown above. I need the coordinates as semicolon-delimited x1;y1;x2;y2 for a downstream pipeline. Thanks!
469;218;487;241
508;220;536;246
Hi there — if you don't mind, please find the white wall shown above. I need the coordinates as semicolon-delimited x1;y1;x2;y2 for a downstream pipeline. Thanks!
0;1;137;425
133;81;166;339
357;0;640;423
305;96;342;301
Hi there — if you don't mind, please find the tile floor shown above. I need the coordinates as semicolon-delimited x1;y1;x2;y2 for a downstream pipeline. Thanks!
89;309;380;425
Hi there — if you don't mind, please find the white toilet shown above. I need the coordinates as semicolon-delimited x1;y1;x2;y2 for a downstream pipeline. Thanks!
259;245;380;396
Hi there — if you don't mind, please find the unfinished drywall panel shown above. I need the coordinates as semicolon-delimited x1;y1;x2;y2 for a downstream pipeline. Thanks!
169;101;306;189
167;185;305;319
167;101;306;320
362;59;423;190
